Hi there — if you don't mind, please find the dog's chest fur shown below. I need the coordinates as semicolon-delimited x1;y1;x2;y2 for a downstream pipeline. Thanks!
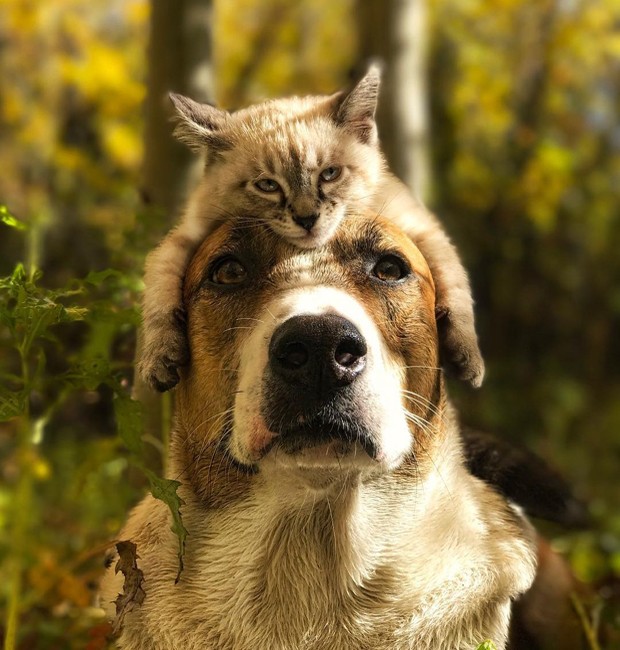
107;459;531;650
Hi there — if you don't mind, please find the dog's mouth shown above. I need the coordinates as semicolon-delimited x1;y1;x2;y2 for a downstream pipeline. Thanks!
274;419;377;457
259;411;382;467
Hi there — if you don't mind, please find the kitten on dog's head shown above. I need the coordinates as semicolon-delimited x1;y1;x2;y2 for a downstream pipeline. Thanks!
168;66;385;248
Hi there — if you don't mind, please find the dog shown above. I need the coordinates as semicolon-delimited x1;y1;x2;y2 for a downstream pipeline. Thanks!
100;213;539;649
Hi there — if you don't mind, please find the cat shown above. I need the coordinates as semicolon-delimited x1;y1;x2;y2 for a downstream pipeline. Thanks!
139;65;484;391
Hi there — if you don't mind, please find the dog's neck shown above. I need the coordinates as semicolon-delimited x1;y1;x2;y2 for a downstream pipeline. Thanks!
170;398;474;598
154;399;534;649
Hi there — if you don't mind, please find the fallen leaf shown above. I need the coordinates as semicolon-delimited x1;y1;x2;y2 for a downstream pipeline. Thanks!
112;540;146;637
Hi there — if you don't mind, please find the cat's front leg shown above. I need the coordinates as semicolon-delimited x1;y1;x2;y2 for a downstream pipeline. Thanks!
139;305;189;392
139;227;198;392
402;219;485;387
435;289;485;388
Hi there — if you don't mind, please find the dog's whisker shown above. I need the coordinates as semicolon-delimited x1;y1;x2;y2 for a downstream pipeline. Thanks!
400;388;444;413
325;497;337;545
183;406;236;479
402;410;454;503
186;406;235;441
292;486;310;532
397;364;443;372
403;409;439;436
400;391;446;422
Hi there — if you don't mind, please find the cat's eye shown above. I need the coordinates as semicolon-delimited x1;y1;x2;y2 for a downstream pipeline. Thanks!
210;257;248;286
372;254;410;283
319;166;342;182
255;178;281;193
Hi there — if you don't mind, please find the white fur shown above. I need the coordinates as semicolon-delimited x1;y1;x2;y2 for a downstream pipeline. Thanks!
233;285;411;469
104;283;536;650
113;208;533;648
100;423;536;650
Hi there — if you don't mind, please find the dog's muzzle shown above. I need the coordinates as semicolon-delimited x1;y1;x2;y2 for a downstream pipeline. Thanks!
263;314;376;457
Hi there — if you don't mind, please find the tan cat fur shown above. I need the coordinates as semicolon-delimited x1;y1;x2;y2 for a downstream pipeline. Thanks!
139;66;484;391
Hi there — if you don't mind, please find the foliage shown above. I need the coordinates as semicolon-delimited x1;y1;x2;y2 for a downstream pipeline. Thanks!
111;541;145;637
0;211;134;648
113;393;187;583
429;0;620;618
0;0;619;647
216;0;357;107
0;212;185;648
0;0;147;272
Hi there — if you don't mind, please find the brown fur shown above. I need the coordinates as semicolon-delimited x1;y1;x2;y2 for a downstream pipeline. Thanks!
101;215;535;649
139;66;484;392
510;537;584;649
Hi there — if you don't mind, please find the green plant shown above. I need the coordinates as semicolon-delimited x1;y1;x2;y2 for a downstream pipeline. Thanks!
475;641;497;650
0;209;186;649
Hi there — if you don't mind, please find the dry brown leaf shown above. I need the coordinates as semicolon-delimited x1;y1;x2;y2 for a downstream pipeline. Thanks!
112;540;146;637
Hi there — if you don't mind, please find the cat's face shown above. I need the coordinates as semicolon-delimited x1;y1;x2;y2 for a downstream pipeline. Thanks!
209;106;383;247
170;66;384;248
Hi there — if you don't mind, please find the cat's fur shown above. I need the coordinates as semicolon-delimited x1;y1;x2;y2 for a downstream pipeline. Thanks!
140;66;484;391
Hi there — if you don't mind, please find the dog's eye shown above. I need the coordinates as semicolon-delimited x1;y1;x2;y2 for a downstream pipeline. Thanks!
255;178;280;193
372;255;410;282
210;257;247;286
319;166;342;182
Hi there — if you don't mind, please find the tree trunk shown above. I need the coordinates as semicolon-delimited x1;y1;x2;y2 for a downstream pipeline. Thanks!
135;0;214;446
357;0;431;202
142;0;215;213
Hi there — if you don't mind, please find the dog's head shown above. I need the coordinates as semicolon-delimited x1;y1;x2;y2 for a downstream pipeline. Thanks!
177;213;443;493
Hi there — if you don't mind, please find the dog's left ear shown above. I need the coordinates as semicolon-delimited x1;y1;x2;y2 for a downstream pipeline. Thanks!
330;63;382;145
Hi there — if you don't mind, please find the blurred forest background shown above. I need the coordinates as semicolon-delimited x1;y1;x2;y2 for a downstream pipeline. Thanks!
0;0;619;648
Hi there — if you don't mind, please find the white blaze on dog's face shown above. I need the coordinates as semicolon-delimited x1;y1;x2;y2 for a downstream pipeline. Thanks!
179;214;439;491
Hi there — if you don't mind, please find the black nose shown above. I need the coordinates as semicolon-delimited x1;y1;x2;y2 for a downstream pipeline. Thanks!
293;213;319;232
269;314;367;392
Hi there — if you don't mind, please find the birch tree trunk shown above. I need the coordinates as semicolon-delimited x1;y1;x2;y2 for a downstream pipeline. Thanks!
357;0;431;202
136;0;214;445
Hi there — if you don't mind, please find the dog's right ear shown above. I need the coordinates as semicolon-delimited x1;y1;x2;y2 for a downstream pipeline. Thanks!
169;93;231;154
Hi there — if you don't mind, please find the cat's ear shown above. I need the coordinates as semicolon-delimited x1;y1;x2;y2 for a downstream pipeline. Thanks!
331;63;382;144
169;93;231;154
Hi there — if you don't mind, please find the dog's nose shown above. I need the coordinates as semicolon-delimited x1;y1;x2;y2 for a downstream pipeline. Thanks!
292;213;319;232
269;314;367;391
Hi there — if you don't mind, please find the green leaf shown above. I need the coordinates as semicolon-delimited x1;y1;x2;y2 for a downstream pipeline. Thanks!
0;265;90;355
0;205;27;231
0;388;27;421
84;268;124;287
65;356;112;391
145;471;188;583
15;300;65;354
476;642;498;650
5;263;27;292
0;301;15;332
113;393;144;455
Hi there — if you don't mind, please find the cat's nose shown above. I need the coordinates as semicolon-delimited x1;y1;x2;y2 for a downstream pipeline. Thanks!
293;214;319;232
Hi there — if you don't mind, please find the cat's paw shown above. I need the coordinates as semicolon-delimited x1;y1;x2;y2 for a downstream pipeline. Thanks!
436;306;485;387
139;308;190;392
